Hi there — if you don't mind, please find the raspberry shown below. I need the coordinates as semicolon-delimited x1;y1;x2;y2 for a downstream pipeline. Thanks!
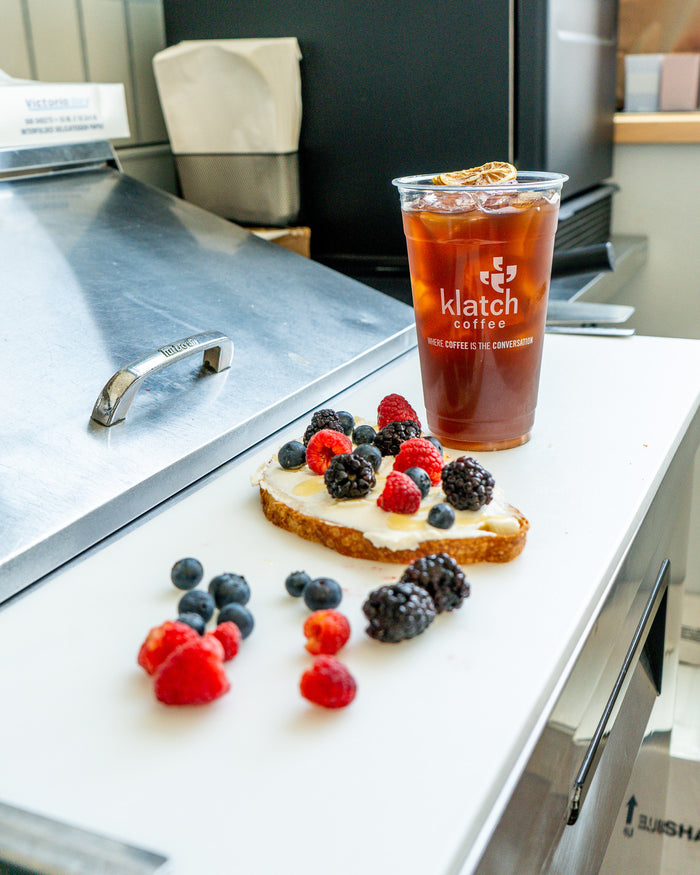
303;610;351;655
324;452;376;498
362;582;436;642
208;621;241;661
377;394;421;430
154;636;229;705
373;420;422;456
137;620;199;676
300;655;357;708
305;429;353;474
441;456;495;511
400;553;470;613
393;437;444;485
377;471;422;514
303;409;346;445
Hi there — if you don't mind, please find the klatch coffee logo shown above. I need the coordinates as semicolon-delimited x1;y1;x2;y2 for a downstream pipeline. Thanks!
439;257;520;331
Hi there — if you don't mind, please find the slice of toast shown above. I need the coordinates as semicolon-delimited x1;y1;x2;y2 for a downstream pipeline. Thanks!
254;452;528;564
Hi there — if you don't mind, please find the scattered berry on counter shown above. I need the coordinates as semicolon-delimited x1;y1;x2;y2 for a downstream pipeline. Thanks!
170;557;204;590
400;553;470;613
218;602;255;639
427;503;456;530
300;655;357;708
362;582;437;643
177;612;207;635
424;435;443;456
377;393;422;431
208;621;241;661
336;410;355;436
352;424;376;445
208;573;251;608
376;470;422;514
393;437;444;485
441;457;495;511
303;577;343;611
137;620;199;676
303;610;351;655
177;589;215;622
402;466;431;498
303;409;347;445
305;429;353;474
324;452;376;499
278;440;307;469
154;636;230;706
353;442;382;472
373;420;421;456
285;570;312;597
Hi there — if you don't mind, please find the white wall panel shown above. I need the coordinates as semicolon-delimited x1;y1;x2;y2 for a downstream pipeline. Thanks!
81;0;135;144
126;0;167;143
25;0;85;81
0;0;34;79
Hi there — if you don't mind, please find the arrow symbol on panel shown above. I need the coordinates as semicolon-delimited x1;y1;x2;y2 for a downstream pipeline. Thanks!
625;795;638;825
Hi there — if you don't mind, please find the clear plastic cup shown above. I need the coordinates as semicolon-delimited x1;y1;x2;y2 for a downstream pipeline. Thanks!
393;171;568;450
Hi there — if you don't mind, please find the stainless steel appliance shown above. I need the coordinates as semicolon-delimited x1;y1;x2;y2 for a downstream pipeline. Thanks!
0;140;415;604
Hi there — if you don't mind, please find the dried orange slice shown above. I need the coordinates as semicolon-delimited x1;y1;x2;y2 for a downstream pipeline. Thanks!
432;161;517;186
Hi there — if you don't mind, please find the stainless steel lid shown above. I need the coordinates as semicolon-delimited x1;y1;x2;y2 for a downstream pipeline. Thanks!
0;142;416;602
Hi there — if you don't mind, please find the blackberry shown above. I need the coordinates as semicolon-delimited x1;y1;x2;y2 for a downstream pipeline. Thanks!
400;552;470;613
324;453;376;499
354;442;382;472
352;424;376;445
303;409;346;445
362;581;436;642
403;466;431;498
278;440;306;469
441;456;495;511
373;420;421;456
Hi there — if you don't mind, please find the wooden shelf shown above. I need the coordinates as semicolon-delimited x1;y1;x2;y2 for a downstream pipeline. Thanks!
614;112;700;144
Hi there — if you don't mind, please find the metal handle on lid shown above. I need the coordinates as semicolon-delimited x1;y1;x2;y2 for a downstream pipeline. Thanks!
91;330;234;427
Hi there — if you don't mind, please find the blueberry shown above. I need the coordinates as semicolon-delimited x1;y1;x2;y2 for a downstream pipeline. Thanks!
352;424;376;445
424;435;443;456
303;577;342;611
208;573;251;608
354;442;382;473
336;411;355;436
218;603;254;639
427;503;456;530
177;612;206;635
178;589;215;622
404;466;431;498
285;570;311;597
278;440;306;469
170;557;204;590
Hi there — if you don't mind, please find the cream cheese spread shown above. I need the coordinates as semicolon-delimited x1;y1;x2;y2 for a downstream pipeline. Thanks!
253;455;521;552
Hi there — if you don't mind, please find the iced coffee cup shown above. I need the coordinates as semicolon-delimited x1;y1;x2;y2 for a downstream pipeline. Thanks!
393;163;568;451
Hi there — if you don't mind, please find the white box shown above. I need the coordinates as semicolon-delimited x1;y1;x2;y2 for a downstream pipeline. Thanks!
625;54;665;112
0;68;129;148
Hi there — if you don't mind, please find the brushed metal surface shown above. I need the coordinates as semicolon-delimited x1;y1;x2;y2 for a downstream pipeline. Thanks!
0;146;416;603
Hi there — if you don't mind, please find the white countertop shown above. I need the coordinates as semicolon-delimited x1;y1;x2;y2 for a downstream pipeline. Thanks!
1;333;699;875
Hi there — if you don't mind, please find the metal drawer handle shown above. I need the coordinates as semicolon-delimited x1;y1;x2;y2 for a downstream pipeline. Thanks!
567;558;669;825
90;330;234;427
